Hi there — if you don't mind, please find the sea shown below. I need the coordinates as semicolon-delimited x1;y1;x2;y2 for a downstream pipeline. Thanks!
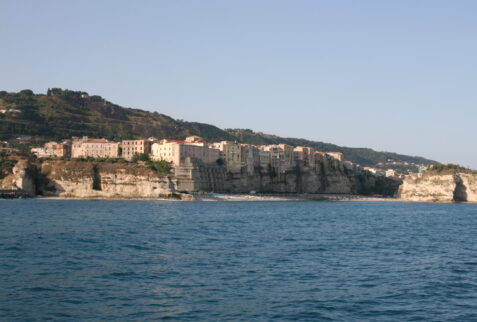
1;200;476;321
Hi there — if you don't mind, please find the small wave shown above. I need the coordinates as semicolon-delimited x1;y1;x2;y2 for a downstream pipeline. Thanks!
123;244;151;251
27;287;58;292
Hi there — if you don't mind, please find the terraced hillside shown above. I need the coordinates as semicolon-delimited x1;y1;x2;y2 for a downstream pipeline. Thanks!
0;89;436;167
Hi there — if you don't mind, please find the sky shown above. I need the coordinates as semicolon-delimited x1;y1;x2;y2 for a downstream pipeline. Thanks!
1;0;476;168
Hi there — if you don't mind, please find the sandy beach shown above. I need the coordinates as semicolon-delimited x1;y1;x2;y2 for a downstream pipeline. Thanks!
192;193;394;202
35;193;394;202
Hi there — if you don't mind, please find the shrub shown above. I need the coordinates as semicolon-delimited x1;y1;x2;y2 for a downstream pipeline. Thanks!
0;159;16;179
19;89;34;96
131;153;150;163
151;160;172;175
429;163;464;172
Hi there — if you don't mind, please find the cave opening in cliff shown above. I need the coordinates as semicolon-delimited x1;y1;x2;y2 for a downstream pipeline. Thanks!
453;176;467;202
92;165;102;191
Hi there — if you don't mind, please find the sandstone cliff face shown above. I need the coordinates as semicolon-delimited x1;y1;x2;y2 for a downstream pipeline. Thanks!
223;157;398;196
0;160;36;196
1;158;400;199
459;173;477;202
39;161;177;199
398;171;477;203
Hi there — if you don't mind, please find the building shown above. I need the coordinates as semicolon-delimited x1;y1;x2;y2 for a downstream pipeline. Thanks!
258;149;271;169
293;146;315;167
0;109;21;114
121;139;151;161
261;144;294;173
16;136;32;144
46;141;70;158
343;161;359;172
185;135;204;143
385;169;396;177
240;144;260;175
315;151;342;171
71;136;120;158
183;136;208;147
364;167;385;176
174;157;226;192
278;144;295;169
209;141;242;172
326;152;344;161
31;147;49;158
150;139;220;166
262;145;283;172
31;141;70;158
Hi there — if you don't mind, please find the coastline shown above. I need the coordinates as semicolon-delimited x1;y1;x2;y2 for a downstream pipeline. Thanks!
191;193;394;202
24;194;476;203
32;193;395;202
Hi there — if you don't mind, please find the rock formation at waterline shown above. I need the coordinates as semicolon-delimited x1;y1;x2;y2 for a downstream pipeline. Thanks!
0;158;400;199
38;161;179;199
0;159;36;196
398;169;477;203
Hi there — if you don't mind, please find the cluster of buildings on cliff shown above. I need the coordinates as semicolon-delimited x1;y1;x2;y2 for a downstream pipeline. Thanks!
29;135;358;175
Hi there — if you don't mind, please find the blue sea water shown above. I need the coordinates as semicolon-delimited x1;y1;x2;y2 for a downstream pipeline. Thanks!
0;200;477;321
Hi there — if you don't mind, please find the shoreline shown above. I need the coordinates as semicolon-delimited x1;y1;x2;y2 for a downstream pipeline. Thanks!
2;193;476;204
191;193;395;202
21;193;399;202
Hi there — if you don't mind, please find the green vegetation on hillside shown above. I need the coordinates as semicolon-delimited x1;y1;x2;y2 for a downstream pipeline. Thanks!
151;160;172;175
0;159;16;179
426;163;474;173
226;128;433;167
131;153;171;175
0;89;437;167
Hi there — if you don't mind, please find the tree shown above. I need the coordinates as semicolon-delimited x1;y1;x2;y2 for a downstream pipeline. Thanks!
131;153;150;162
19;89;34;96
151;160;172;175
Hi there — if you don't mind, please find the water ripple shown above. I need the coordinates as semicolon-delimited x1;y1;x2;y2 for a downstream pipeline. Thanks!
0;200;476;321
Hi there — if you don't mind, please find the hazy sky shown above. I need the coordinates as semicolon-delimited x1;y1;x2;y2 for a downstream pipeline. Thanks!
1;1;476;167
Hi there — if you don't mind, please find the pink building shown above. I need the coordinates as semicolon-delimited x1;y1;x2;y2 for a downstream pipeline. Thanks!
72;137;120;158
151;140;220;166
31;141;70;158
121;140;151;160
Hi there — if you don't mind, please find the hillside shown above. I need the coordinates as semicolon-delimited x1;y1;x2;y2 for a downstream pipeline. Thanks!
0;89;436;167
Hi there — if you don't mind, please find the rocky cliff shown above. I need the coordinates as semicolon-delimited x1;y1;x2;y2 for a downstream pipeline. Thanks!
398;170;477;203
38;160;178;199
1;158;400;199
219;156;400;196
0;159;36;196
